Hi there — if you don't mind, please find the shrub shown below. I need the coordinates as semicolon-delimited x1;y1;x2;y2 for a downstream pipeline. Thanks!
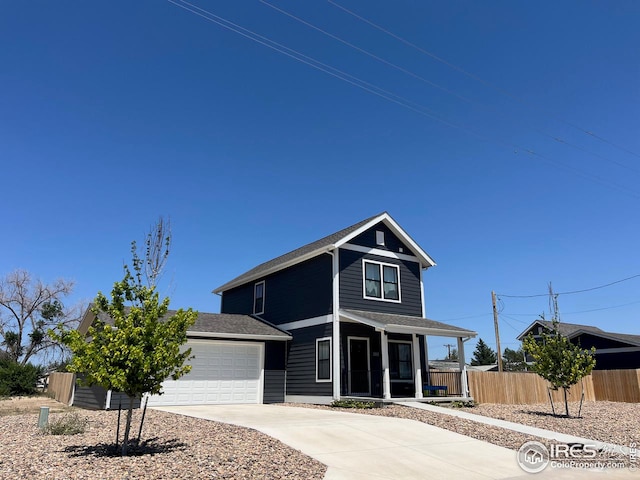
449;400;475;408
0;359;43;396
42;412;88;435
331;399;377;409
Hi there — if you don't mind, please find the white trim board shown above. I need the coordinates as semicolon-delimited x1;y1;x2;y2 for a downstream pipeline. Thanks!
188;331;291;341
341;243;419;263
277;314;332;332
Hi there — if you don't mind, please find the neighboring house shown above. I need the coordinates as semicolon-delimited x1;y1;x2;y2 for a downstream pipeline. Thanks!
214;212;476;404
517;319;640;370
74;212;477;408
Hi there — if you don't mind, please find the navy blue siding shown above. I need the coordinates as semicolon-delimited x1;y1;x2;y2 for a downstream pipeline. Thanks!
221;254;332;325
264;341;286;403
73;384;107;410
286;323;333;396
349;222;411;254
339;249;422;316
220;283;254;315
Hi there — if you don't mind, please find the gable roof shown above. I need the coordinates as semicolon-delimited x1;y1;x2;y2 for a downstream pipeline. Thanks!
213;212;436;293
516;319;640;347
340;309;477;339
78;307;291;341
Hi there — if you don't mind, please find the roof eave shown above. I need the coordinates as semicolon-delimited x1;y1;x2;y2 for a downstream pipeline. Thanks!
187;331;291;341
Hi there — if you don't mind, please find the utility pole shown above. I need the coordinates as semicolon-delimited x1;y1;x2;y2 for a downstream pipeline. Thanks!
492;290;503;372
443;343;454;360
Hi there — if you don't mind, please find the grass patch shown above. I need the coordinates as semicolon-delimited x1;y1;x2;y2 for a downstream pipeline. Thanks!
42;412;88;436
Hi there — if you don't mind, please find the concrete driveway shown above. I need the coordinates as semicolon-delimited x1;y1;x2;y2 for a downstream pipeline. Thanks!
153;405;632;480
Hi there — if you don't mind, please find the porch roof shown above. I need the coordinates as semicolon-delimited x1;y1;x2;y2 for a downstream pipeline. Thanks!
340;309;477;338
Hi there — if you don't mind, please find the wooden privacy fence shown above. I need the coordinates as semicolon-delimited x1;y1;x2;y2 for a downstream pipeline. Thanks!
428;370;463;396
467;369;640;404
47;372;75;405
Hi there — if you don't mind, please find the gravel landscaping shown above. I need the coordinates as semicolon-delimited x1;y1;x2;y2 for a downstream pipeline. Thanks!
0;404;326;480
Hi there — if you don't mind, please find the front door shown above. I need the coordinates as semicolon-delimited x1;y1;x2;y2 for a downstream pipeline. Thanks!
348;337;370;395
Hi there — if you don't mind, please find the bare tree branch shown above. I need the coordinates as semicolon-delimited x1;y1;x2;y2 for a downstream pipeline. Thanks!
0;270;77;365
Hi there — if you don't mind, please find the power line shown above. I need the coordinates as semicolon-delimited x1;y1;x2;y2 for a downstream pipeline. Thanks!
502;299;640;317
498;274;640;298
264;0;639;176
327;0;640;160
168;1;640;199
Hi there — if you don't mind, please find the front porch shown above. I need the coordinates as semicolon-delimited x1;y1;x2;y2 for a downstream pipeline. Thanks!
337;310;477;401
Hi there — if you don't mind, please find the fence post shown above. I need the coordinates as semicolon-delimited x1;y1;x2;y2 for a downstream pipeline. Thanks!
461;366;469;399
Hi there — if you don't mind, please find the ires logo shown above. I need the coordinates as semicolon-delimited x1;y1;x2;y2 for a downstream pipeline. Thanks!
550;443;597;458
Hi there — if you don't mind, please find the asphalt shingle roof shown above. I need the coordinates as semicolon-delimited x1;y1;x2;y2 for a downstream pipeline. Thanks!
92;308;289;339
520;319;640;346
213;213;385;293
342;309;477;336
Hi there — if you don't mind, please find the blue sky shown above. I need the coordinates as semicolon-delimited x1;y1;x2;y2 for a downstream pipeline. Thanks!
2;1;639;361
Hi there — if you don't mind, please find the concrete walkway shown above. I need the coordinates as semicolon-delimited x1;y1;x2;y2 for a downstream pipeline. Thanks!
396;401;630;455
153;404;633;479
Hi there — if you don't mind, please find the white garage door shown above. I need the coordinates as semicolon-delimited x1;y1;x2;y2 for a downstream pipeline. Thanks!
147;340;264;406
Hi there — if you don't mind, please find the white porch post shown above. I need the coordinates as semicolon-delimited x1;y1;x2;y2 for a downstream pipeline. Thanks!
412;334;423;399
456;337;466;371
332;250;341;400
380;330;391;400
424;336;430;386
457;337;469;398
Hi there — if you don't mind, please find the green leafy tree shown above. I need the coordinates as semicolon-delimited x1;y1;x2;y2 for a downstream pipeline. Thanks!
470;338;497;366
52;219;196;456
522;288;595;417
502;347;527;371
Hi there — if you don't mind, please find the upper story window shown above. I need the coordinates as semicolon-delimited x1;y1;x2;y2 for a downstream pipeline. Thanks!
376;230;385;246
363;260;401;302
253;281;265;314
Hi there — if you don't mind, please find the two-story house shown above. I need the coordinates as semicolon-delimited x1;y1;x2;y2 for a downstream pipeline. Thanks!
71;212;477;409
214;212;477;404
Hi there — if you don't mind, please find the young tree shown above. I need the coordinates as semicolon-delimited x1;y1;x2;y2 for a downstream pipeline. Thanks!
522;288;596;417
470;338;497;366
502;347;527;371
446;348;459;361
0;270;77;365
53;218;196;456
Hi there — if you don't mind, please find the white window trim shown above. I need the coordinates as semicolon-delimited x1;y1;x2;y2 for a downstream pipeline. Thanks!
253;281;265;315
316;337;332;383
362;259;402;303
388;340;414;382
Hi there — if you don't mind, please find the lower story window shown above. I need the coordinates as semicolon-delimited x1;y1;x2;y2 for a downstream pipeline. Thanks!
389;341;413;380
316;337;331;382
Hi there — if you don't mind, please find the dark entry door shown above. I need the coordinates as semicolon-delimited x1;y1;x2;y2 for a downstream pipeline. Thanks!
348;338;370;395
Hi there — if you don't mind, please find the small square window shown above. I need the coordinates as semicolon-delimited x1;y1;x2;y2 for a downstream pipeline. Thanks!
253;281;265;315
376;230;385;246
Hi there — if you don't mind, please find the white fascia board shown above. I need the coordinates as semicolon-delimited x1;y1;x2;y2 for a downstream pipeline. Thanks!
213;248;334;293
77;309;96;336
187;331;291;341
334;213;436;268
340;243;419;263
385;324;477;339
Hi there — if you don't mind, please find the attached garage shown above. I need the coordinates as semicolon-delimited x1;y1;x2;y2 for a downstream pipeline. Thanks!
147;340;264;406
73;310;290;409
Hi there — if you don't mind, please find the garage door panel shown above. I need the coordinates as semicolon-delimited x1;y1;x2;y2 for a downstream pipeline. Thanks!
147;341;263;406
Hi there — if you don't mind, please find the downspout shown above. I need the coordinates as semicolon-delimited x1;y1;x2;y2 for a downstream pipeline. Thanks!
327;248;341;400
